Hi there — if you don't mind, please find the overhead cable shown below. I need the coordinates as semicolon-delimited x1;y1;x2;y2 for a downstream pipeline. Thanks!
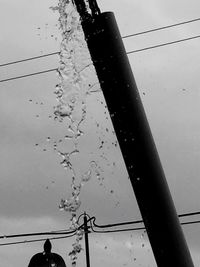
0;52;59;68
0;234;76;247
1;17;200;68
1;218;200;246
0;68;57;83
123;17;200;39
92;210;200;229
1;33;200;84
91;220;200;234
127;34;200;54
0;211;199;240
0;229;76;240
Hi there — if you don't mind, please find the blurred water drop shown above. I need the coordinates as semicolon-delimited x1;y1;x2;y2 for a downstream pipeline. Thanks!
46;137;51;142
90;161;97;169
81;170;92;183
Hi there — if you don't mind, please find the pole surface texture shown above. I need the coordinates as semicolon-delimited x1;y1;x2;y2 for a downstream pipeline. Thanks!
84;214;91;267
80;12;194;267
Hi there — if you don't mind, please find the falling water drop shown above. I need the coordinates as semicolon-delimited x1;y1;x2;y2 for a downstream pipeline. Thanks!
46;137;51;142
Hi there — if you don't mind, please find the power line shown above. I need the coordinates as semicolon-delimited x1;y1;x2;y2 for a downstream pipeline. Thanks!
91;220;200;234
0;211;199;240
1;32;200;84
92;211;200;229
122;17;200;39
0;229;76;240
0;216;96;240
0;52;59;68
1;218;200;246
0;68;57;83
127;34;200;54
179;211;200;218
0;17;200;69
0;234;76;247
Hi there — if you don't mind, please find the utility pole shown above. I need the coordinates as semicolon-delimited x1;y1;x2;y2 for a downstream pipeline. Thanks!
84;212;91;267
73;1;195;267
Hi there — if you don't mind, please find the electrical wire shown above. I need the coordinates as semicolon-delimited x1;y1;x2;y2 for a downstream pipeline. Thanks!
0;212;199;240
0;233;76;247
0;216;96;241
122;17;200;39
0;68;57;83
92;211;200;229
90;220;200;234
0;52;59;68
0;17;200;70
1;219;200;246
1;32;200;84
179;211;200;218
0;229;76;240
0;214;200;246
127;34;200;54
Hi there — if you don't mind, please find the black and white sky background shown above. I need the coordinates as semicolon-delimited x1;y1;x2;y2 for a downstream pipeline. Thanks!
0;0;200;266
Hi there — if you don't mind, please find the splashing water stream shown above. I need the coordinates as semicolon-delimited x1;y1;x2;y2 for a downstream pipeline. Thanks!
50;1;101;266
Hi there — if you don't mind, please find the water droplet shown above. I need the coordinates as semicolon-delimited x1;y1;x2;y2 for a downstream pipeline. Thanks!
90;161;97;169
81;170;92;183
46;137;51;142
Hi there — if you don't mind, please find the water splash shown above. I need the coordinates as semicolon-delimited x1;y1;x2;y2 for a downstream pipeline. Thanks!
51;1;100;266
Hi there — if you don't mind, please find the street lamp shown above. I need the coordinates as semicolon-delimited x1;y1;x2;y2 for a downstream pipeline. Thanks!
28;239;66;267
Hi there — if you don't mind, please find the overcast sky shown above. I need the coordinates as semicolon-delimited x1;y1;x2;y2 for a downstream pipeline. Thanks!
0;0;200;266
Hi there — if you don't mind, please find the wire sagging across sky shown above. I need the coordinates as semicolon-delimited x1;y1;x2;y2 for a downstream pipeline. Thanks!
0;33;200;84
0;16;200;69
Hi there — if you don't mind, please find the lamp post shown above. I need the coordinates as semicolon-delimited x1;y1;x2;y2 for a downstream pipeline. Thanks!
28;239;66;267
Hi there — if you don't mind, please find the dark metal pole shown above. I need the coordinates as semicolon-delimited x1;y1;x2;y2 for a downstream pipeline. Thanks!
73;2;194;266
84;212;90;267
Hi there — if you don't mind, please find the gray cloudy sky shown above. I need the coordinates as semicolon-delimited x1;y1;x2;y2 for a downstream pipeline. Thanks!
0;0;200;266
